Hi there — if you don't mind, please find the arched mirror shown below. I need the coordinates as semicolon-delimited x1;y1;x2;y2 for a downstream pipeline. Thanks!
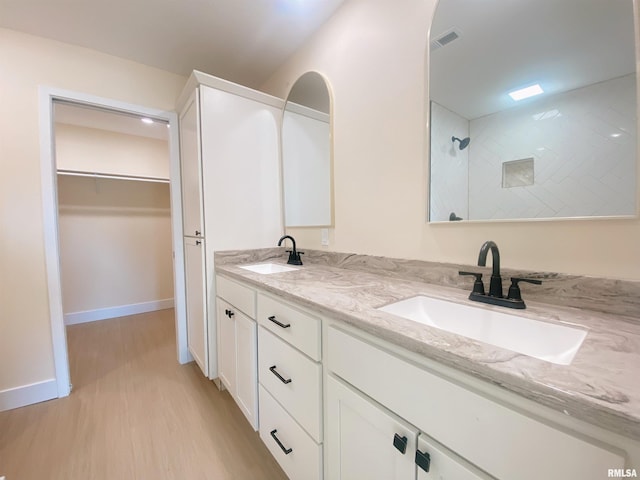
428;0;638;222
282;71;333;227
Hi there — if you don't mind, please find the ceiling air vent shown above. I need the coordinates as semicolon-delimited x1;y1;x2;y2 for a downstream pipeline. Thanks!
430;29;461;52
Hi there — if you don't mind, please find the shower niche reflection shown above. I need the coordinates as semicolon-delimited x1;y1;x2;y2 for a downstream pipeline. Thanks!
428;0;638;222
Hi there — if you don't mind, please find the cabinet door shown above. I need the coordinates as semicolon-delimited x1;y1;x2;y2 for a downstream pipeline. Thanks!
416;435;491;480
184;237;207;376
179;90;204;238
199;85;282;250
217;299;236;395
326;375;418;480
235;313;258;430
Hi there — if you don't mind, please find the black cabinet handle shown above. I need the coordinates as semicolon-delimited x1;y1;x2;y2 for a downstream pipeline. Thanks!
415;449;431;472
269;365;292;384
268;315;290;329
270;429;292;455
224;309;234;318
393;433;407;454
195;230;201;236
195;240;201;246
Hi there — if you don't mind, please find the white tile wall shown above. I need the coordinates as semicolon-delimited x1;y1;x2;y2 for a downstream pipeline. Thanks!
429;101;469;221
468;74;637;219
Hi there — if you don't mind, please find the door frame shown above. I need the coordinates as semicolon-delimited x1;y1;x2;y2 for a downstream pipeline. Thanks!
39;86;190;398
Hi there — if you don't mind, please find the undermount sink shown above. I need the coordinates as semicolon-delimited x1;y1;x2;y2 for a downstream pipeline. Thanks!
239;263;299;274
377;296;587;365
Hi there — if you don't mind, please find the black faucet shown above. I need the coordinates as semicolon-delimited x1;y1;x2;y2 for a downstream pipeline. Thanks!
478;240;502;298
459;241;541;309
277;235;304;265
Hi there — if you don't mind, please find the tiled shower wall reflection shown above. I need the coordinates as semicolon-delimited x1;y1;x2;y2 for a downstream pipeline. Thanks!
430;102;469;221
430;74;636;221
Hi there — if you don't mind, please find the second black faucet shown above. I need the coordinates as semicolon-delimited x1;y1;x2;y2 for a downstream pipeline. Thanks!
278;235;304;265
459;241;541;309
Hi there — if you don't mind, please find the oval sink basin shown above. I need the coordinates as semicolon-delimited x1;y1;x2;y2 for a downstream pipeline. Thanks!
377;296;587;365
239;263;299;274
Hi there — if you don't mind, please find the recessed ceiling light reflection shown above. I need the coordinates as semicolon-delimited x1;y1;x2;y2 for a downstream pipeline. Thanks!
509;84;544;101
141;118;154;124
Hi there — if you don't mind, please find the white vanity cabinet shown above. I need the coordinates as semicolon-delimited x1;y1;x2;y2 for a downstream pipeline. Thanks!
326;326;627;480
256;293;323;480
180;90;208;377
327;374;488;480
215;275;258;430
176;71;283;380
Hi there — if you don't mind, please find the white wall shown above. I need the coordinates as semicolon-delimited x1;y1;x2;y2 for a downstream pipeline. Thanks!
468;74;636;219
55;123;173;321
261;0;640;281
0;28;185;395
429;101;469;221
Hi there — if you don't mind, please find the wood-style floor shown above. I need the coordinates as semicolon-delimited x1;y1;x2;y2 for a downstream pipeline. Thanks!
0;309;287;480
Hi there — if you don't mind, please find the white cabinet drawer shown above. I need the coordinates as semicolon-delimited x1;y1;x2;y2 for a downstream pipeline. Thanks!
259;385;322;480
328;327;625;480
258;327;322;442
257;293;321;360
216;275;256;318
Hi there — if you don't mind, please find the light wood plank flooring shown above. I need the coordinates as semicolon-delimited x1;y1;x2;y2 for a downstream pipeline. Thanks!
0;309;287;480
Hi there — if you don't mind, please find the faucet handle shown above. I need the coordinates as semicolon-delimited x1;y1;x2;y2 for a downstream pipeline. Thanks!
507;277;542;301
459;271;485;295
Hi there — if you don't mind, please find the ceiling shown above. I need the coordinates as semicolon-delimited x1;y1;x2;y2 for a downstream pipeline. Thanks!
430;0;637;120
0;0;346;88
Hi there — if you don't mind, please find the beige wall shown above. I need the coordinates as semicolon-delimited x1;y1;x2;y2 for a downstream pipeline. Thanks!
57;176;173;314
55;124;170;179
0;28;185;392
262;0;640;281
56;124;173;314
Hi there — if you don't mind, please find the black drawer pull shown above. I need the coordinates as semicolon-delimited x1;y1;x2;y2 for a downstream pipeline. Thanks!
415;449;431;472
224;309;234;318
268;315;290;329
393;433;407;454
270;429;292;455
269;365;292;384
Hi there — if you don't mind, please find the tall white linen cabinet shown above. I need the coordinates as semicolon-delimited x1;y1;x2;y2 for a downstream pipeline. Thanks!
177;71;284;403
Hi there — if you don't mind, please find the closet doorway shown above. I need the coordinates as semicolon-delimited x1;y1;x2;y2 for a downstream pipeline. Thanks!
40;89;188;398
55;102;174;321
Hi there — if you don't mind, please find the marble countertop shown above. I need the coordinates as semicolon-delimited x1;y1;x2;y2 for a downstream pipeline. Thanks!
215;257;640;441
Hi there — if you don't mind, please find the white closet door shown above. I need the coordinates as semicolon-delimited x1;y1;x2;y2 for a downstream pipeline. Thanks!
184;236;208;376
179;90;204;238
199;85;283;251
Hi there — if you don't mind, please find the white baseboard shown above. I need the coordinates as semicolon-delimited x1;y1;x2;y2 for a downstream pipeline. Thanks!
0;379;58;412
64;298;174;325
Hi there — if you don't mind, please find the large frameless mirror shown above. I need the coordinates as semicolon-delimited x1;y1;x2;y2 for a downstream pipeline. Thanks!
428;0;638;222
282;71;333;227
